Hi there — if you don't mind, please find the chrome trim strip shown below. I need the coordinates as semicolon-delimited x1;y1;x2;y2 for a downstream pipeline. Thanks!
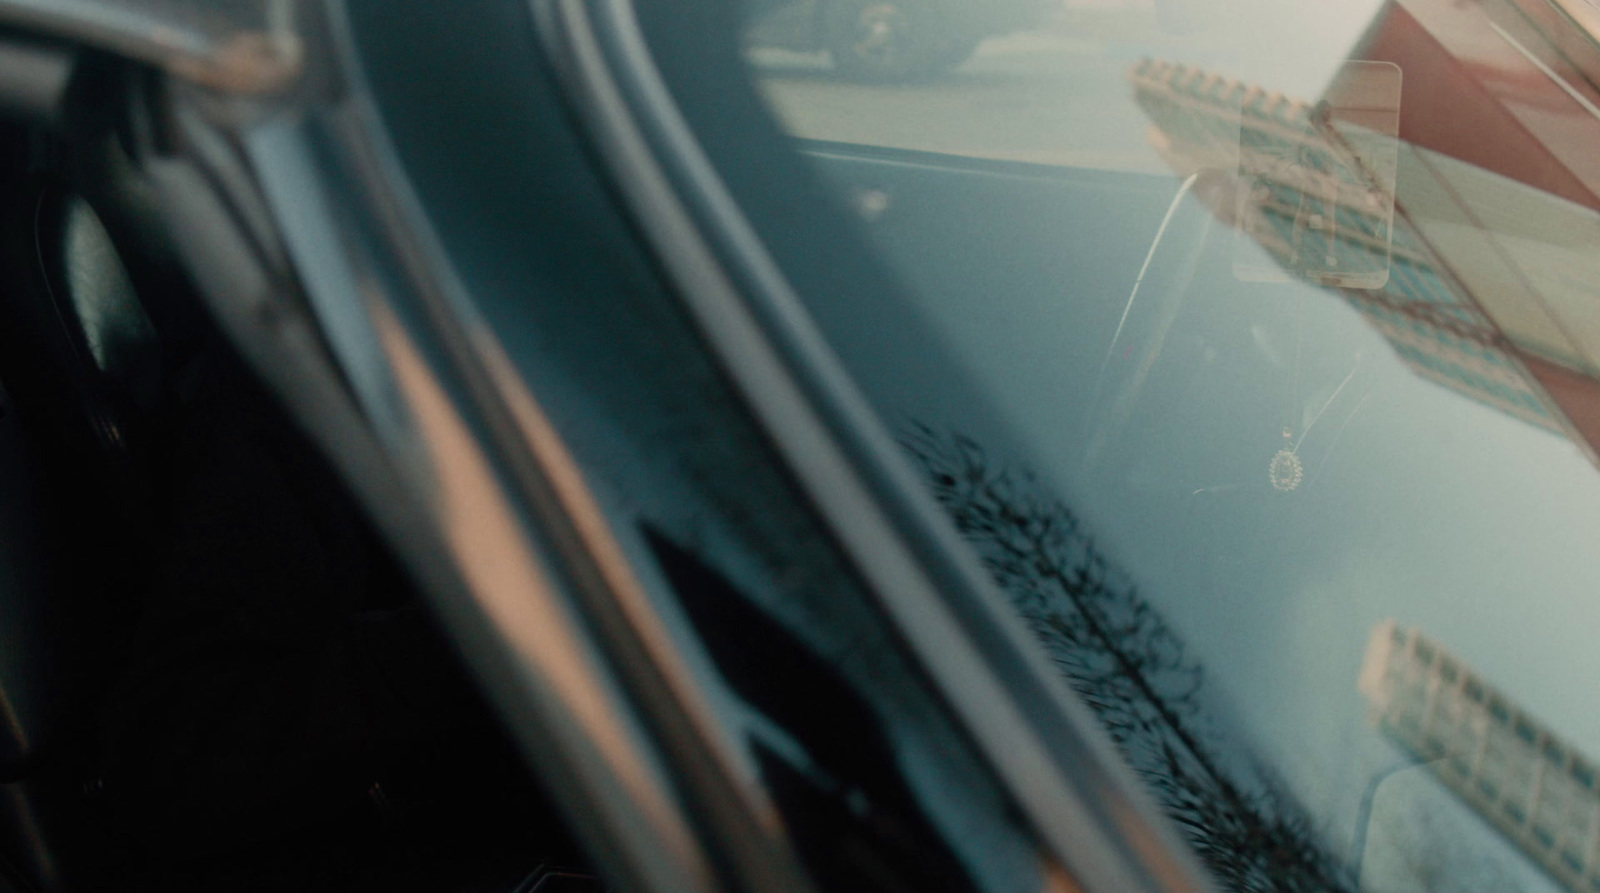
537;2;1218;892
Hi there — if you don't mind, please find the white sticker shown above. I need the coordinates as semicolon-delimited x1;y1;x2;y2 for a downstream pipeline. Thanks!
1233;60;1401;289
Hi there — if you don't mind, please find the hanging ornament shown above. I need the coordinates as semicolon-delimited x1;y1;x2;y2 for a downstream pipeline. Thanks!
1269;428;1306;492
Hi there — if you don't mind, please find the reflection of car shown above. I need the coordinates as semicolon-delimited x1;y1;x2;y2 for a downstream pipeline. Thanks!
746;0;1057;79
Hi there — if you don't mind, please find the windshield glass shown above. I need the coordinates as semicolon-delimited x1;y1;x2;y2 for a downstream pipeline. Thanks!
648;1;1600;891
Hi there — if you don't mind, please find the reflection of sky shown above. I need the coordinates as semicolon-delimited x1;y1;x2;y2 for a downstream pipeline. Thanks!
894;198;1600;759
828;188;1597;893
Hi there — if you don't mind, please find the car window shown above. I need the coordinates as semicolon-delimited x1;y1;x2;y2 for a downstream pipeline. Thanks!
645;1;1600;892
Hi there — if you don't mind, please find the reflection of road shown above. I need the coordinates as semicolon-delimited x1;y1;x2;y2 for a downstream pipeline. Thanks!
751;0;1385;172
752;27;1169;171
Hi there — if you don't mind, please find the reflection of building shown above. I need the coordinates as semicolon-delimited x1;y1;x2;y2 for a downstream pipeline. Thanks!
1129;57;1569;437
1133;58;1400;289
1361;621;1600;893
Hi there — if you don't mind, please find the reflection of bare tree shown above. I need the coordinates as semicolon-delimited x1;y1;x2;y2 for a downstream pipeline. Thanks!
901;423;1352;892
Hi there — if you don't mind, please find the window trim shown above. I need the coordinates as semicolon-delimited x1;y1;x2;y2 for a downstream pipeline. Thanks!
531;2;1219;893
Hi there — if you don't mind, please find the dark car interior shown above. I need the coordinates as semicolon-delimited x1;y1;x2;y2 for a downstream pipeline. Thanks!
0;8;1207;893
0;45;595;893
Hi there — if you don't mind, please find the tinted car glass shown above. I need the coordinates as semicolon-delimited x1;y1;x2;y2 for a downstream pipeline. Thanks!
643;1;1600;892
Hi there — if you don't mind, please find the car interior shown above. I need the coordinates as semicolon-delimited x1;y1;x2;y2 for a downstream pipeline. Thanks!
0;44;596;893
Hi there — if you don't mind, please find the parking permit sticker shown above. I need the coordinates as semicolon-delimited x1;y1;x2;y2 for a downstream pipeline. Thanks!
1233;61;1401;289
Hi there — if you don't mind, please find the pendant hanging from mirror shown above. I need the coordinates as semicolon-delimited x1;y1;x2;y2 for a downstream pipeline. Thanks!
1269;428;1304;492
